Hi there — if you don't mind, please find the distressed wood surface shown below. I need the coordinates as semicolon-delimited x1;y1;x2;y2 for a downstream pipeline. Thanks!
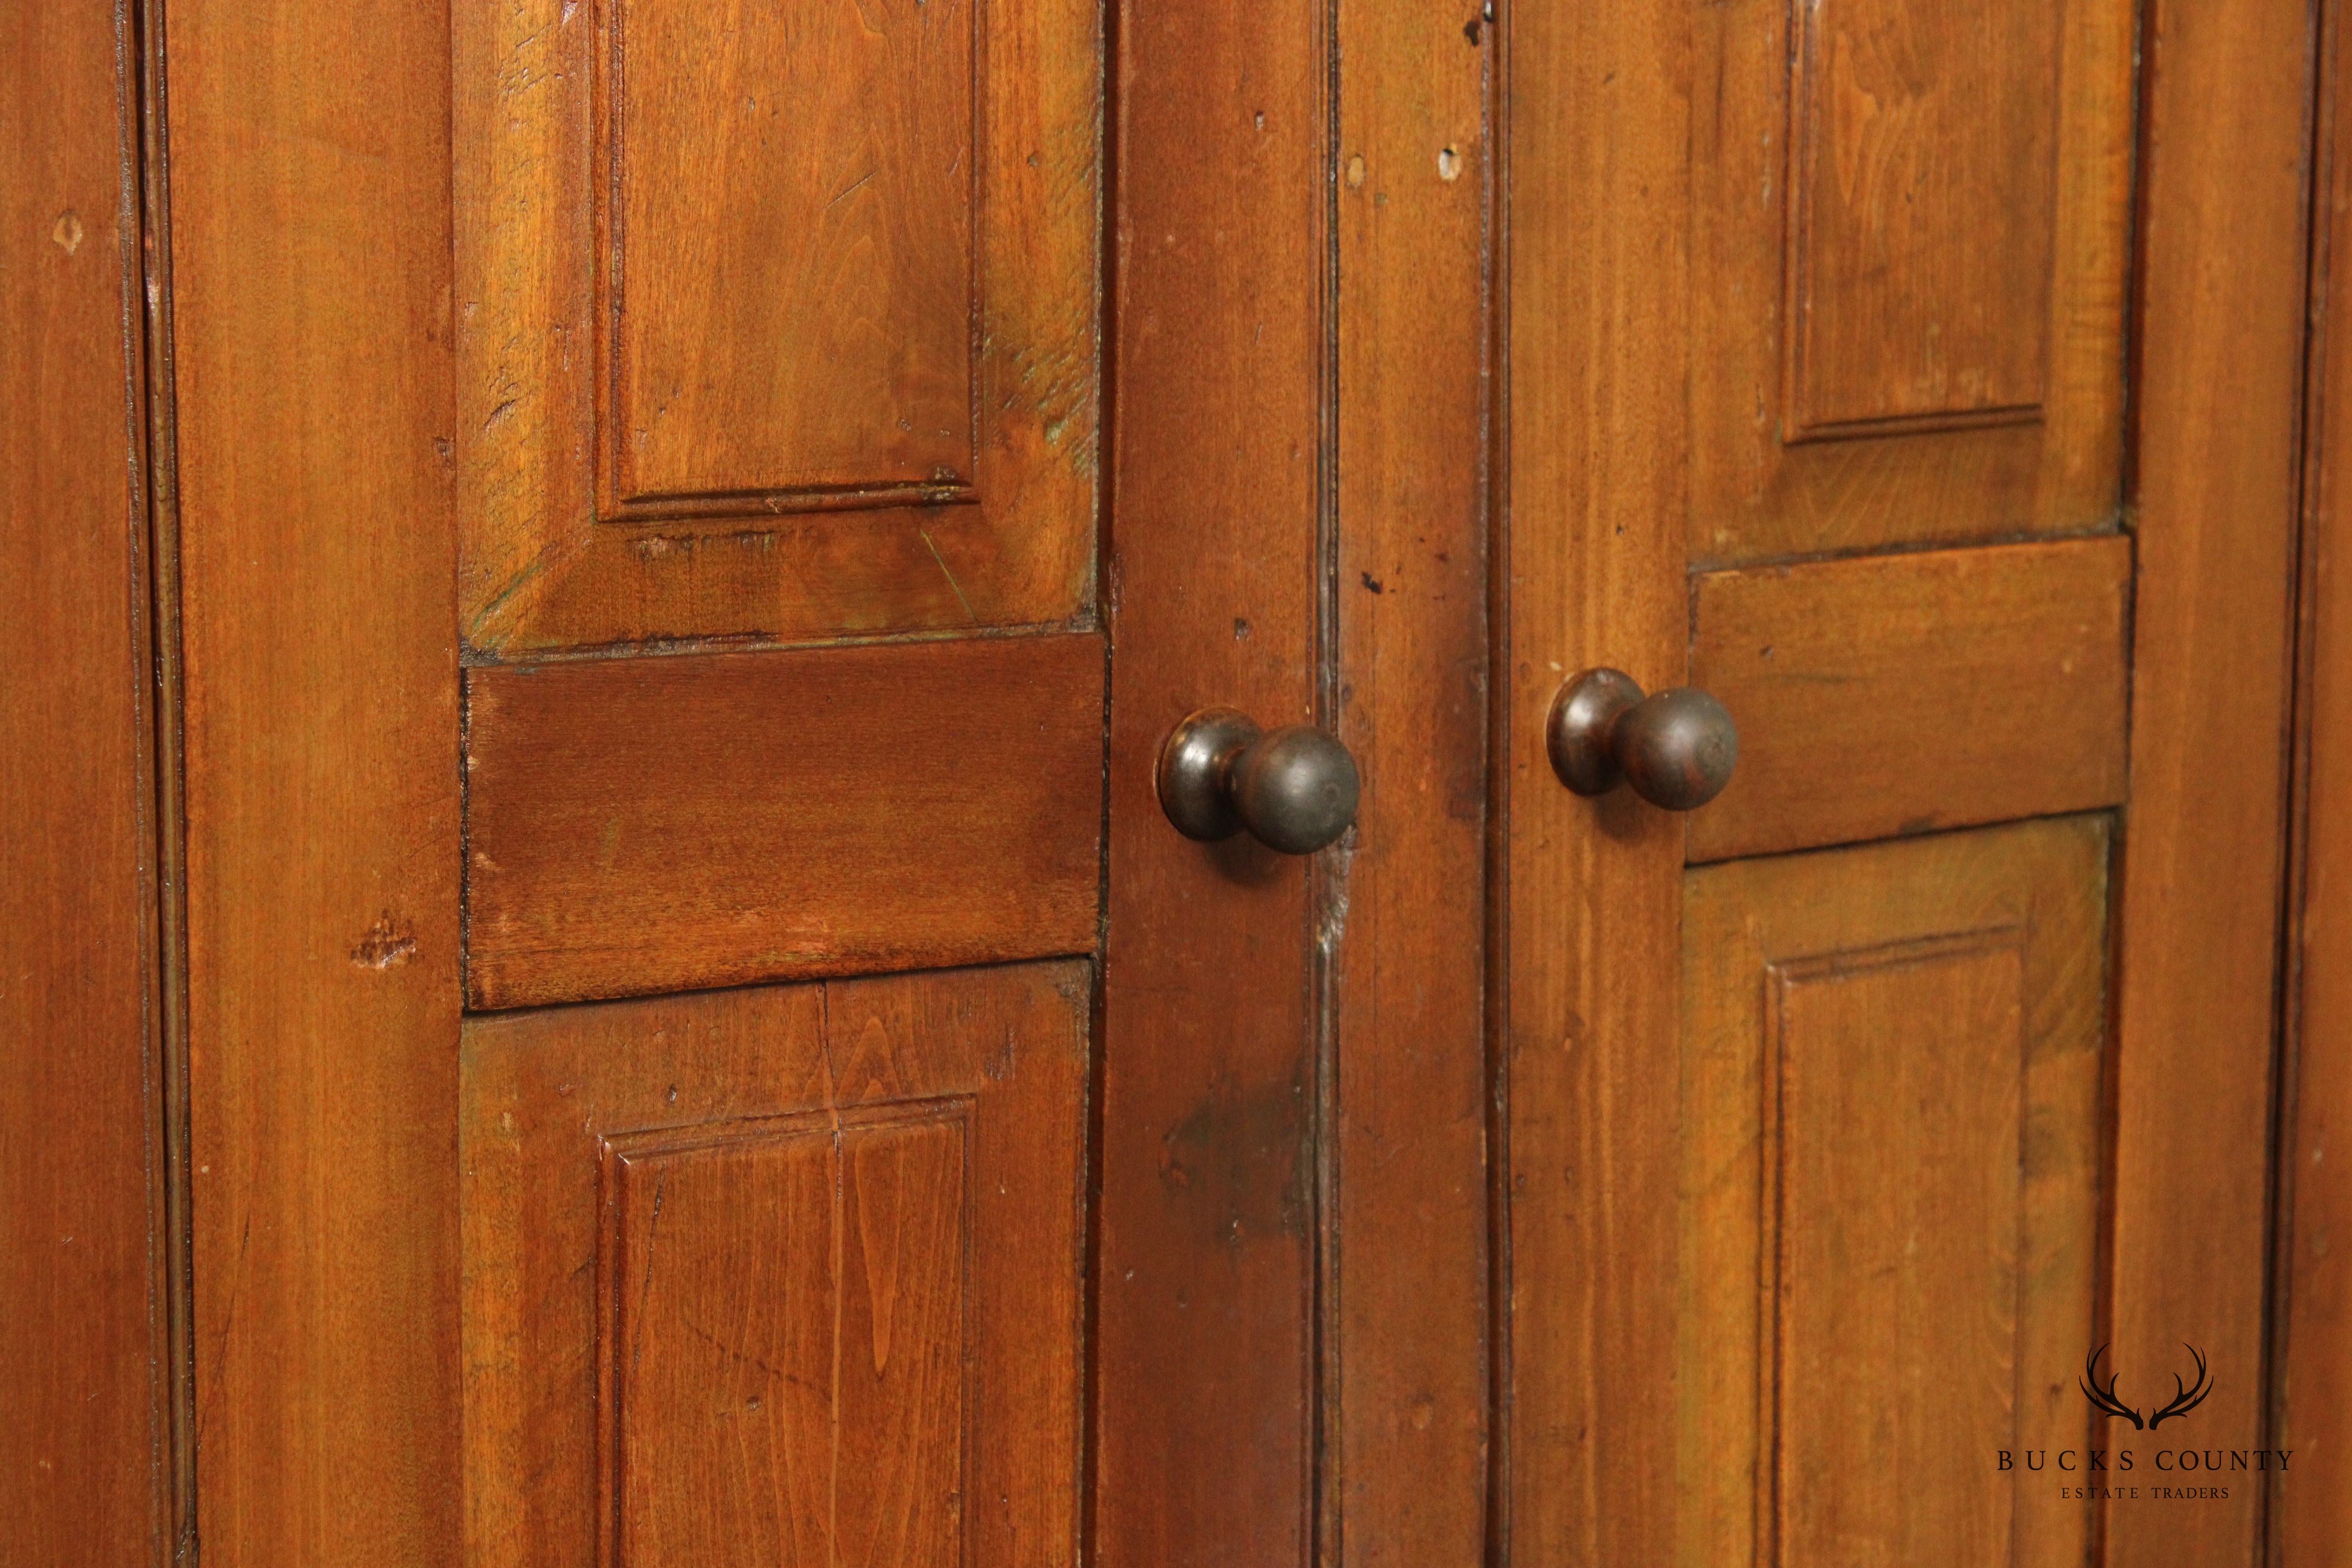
610;0;978;502
453;0;1099;654
463;632;1103;1010
1498;2;1694;1561
2106;1;2314;1563
1690;535;2131;862
1681;819;2105;1568
1329;1;1492;1563
1687;0;2133;567
1096;0;1328;1560
168;0;465;1557
0;3;168;1559
461;963;1087;1568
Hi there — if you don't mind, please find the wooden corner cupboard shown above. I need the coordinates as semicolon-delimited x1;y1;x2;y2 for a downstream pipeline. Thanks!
8;1;2352;1564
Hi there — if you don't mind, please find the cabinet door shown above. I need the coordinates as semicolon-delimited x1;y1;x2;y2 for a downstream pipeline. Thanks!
1501;1;2309;1564
160;0;1489;1564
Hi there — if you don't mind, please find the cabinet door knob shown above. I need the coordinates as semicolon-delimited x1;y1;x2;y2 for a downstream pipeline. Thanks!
1547;667;1738;811
1157;708;1361;855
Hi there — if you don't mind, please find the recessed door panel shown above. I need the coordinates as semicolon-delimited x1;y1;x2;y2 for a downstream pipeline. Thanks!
608;0;978;504
461;962;1086;1568
1680;818;2106;1567
1690;0;2134;565
455;0;1099;652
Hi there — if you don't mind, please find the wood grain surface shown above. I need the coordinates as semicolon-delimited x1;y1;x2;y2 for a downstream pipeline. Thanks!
1329;1;1492;1563
453;0;1100;654
1680;818;2106;1568
2108;1;2315;1563
460;963;1087;1568
2275;1;2352;1557
1097;0;1328;1560
1690;536;2131;862
463;632;1104;1010
168;0;465;1558
1497;2;1694;1561
1687;0;2133;567
1;3;168;1559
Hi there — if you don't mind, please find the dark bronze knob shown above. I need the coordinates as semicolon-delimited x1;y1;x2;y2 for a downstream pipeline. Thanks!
1157;708;1361;854
1547;667;1737;811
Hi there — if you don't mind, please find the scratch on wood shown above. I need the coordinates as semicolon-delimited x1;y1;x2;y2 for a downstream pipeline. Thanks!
350;913;419;969
919;529;978;622
630;1176;667;1381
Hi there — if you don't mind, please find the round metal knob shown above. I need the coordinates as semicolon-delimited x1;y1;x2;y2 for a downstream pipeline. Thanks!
1546;667;1738;811
1157;708;1361;855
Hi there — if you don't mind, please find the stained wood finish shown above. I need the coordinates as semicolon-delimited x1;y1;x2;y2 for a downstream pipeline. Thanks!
168;0;465;1557
2108;2;2314;1562
1681;818;2105;1568
464;633;1103;1010
453;0;1099;654
1690;536;2131;862
0;4;167;1558
610;0;976;502
1497;3;1694;1562
1328;2;1491;1560
461;962;1086;1568
1785;1;2060;435
1690;0;2133;566
1097;1;1327;1560
1505;0;2142;1562
2278;5;2352;1551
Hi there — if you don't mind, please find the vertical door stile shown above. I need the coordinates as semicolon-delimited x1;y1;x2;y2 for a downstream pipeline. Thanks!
1498;1;1696;1563
168;0;466;1559
2113;4;2317;1566
1328;2;1492;1566
1099;3;1331;1564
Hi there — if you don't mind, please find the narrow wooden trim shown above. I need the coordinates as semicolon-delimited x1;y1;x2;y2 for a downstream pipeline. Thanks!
130;0;196;1553
2105;1;2320;1563
2273;0;2352;1556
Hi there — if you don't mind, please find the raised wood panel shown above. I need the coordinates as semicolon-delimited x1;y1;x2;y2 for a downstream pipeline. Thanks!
1689;535;2130;861
1;2;168;1556
463;632;1103;1010
1690;0;2133;566
602;1107;966;1568
455;0;1098;653
1773;934;2026;1566
1681;817;2107;1568
609;0;976;505
1786;0;2060;437
462;962;1086;1568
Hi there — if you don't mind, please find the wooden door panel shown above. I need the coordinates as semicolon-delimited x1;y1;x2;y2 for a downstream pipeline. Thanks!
1690;0;2134;566
463;633;1103;1009
455;0;1099;654
1681;816;2107;1568
1690;535;2129;861
609;0;976;502
1784;1;2060;436
461;961;1086;1568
